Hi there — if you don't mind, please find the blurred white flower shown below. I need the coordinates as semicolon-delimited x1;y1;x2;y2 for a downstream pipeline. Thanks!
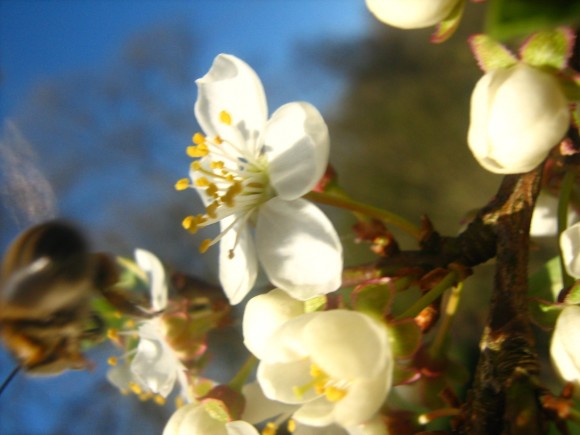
365;0;459;29
561;222;580;278
107;249;188;399
163;402;259;435
550;305;580;395
246;309;393;429
530;192;576;237
468;63;569;174
178;53;342;305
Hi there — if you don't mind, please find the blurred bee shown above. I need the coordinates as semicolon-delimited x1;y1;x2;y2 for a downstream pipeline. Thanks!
0;220;121;375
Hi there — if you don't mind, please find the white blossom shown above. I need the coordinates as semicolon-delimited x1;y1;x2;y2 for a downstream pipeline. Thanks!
560;222;580;278
365;0;459;29
245;308;393;429
179;54;342;305
163;402;259;435
550;305;580;395
530;192;576;237
468;63;569;174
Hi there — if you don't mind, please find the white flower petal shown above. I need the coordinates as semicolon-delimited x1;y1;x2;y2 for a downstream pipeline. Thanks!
293;397;336;427
219;216;258;305
551;306;580;395
365;0;458;29
256;198;342;299
132;322;179;397
225;421;260;435
242;382;298;425
561;222;580;279
258;359;315;404
333;375;390;427
345;416;388;435
134;248;167;311
163;403;228;435
304;311;389;380
195;54;267;151
243;289;305;359
264;102;330;200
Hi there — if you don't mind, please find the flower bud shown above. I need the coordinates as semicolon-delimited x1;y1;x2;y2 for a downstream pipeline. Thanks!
365;0;459;29
550;306;580;395
468;63;569;174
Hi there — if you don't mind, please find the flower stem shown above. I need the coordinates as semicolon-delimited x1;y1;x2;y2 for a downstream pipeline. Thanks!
304;191;421;239
429;282;464;361
228;354;258;392
558;170;575;289
395;270;458;320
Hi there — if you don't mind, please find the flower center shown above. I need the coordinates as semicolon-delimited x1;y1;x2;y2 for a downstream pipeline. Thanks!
176;110;272;256
292;363;349;403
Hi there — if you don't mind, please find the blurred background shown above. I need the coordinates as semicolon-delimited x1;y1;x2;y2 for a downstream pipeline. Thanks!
0;1;521;433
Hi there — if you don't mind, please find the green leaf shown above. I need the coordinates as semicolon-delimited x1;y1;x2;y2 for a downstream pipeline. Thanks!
388;319;422;359
431;0;465;44
486;0;580;41
469;34;518;72
528;256;562;301
520;28;574;70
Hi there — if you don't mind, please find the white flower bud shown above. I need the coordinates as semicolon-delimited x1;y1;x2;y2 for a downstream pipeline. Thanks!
468;63;569;174
560;222;580;279
550;306;580;395
365;0;459;29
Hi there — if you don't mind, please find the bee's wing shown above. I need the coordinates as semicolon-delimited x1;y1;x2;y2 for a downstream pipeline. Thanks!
0;120;57;230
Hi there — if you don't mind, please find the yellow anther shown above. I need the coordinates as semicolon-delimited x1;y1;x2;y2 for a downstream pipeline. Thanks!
187;144;208;158
154;395;166;406
324;386;348;402
129;382;143;395
262;422;277;435
210;160;225;170
107;356;118;366
107;329;119;340
182;216;195;231
175;396;185;409
223;181;242;206
219;110;232;125
191;160;202;171
287;419;296;433
214;135;223;144
206;201;219;219
113;311;123;319
125;319;136;328
192;132;206;144
175;178;191;191
310;364;324;378
228;248;235;259
138;392;152;401
200;239;212;253
195;177;210;187
206;184;218;198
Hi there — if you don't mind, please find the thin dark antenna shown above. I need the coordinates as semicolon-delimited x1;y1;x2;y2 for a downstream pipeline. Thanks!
0;366;20;396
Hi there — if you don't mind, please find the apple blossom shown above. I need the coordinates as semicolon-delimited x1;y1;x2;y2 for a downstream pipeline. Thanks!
550;305;580;395
530;192;576;237
468;63;569;174
107;249;189;399
560;222;580;278
365;0;459;29
163;402;259;435
245;308;393;429
176;54;342;305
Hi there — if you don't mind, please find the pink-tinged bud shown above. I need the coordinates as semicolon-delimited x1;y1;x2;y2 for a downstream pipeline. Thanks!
468;63;570;174
365;0;459;29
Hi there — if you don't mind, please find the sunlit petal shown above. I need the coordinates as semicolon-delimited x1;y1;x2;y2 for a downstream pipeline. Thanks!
265;102;329;200
256;198;342;299
134;248;167;311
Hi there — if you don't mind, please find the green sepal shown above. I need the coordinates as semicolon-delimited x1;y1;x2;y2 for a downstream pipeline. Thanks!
528;256;562;302
304;295;327;313
431;0;465;44
202;384;246;421
563;281;580;305
387;319;422;359
559;76;580;102
351;282;394;317
528;297;564;329
520;28;574;71
392;364;419;386
486;0;580;41
469;34;518;72
202;398;231;423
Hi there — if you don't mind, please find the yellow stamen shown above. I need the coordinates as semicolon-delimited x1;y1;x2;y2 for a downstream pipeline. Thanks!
210;160;225;170
107;356;118;366
175;396;185;409
192;132;205;144
187;144;209;158
129;382;143;395
324;386;348;402
125;319;136;328
107;329;119;340
191;160;202;171
195;177;210;187
206;201;219;219
154;395;166;406
175;178;190;191
219;110;232;125
200;239;212;253
214;135;223;144
287;419;296;433
262;422;277;435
